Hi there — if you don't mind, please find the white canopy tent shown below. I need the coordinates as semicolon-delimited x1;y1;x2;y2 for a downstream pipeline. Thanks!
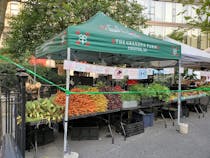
146;37;210;68
164;37;210;68
163;37;210;128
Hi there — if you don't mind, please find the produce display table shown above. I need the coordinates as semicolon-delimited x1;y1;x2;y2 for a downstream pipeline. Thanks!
170;94;207;103
25;94;209;146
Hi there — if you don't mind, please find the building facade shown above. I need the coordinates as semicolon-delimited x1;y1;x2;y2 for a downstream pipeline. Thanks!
138;0;210;50
0;1;21;48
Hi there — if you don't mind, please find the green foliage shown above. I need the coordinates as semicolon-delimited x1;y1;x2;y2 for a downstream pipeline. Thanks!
23;64;66;84
128;84;145;100
0;63;18;90
179;0;210;32
127;83;170;102
199;85;210;96
0;62;65;90
168;30;185;42
3;0;147;61
149;83;171;102
121;93;140;101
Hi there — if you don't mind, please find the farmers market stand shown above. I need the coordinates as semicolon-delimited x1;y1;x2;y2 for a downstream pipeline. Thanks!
35;12;182;157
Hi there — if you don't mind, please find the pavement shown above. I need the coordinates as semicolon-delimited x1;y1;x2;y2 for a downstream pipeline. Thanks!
25;110;210;158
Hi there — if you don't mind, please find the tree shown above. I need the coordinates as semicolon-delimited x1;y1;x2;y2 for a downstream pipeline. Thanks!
179;0;210;32
168;30;185;42
3;0;147;61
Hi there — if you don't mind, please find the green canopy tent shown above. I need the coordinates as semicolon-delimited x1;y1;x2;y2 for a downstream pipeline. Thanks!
35;12;181;157
36;12;181;62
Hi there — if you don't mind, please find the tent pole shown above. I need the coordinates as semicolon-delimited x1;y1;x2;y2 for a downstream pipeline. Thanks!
178;59;182;124
64;48;71;155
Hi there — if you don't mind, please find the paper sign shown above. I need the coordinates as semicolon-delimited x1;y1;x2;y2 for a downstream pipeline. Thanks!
127;68;139;79
147;68;153;75
200;71;209;76
194;71;201;80
74;62;86;72
207;74;210;82
64;60;74;70
188;69;193;75
159;70;164;74
139;69;147;79
112;68;124;79
163;68;175;74
153;69;159;75
180;67;184;74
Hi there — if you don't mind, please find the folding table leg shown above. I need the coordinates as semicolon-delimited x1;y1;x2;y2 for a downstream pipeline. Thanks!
120;122;126;141
108;114;114;144
169;112;175;126
198;104;205;118
161;113;167;128
194;105;200;118
108;124;114;144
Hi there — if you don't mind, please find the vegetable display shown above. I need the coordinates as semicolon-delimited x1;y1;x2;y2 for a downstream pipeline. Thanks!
69;88;97;116
87;87;108;112
22;98;64;124
52;91;66;106
99;86;122;110
169;91;207;101
129;83;170;102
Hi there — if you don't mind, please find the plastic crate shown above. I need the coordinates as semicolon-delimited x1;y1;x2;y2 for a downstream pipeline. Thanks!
26;124;54;150
115;112;144;137
123;113;144;137
70;120;99;140
143;113;154;128
123;121;144;137
71;126;99;140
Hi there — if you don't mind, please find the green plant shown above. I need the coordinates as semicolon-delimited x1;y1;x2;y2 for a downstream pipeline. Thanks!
120;93;140;101
0;63;18;90
199;85;210;96
128;84;145;101
149;83;171;102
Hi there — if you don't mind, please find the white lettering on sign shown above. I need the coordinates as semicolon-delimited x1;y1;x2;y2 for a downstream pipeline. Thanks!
102;24;141;38
114;39;159;52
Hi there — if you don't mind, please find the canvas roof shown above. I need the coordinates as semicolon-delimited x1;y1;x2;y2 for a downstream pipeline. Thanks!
35;12;181;64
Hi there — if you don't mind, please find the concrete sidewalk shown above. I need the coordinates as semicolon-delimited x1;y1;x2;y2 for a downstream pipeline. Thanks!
26;111;210;158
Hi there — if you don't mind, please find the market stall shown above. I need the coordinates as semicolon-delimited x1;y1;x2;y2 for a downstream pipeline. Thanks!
163;37;210;121
35;12;181;157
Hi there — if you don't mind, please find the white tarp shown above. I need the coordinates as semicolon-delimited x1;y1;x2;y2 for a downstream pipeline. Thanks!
164;37;210;66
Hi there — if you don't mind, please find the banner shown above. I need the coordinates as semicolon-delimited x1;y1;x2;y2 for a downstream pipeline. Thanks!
207;74;210;82
112;68;124;79
139;69;147;79
188;69;193;75
126;68;139;79
146;68;153;75
180;67;184;74
64;60;150;80
194;71;201;80
163;68;174;74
